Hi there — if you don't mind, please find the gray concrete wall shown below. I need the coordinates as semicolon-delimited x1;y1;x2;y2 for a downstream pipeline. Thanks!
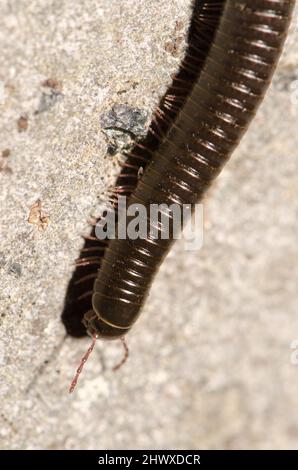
0;0;298;449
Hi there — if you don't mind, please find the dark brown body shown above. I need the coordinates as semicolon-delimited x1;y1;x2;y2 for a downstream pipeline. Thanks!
84;0;295;339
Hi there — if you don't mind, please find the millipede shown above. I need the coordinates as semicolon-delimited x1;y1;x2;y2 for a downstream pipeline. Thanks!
65;0;295;392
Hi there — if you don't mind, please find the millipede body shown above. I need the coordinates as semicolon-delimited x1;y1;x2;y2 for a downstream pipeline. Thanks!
80;0;294;342
67;0;294;392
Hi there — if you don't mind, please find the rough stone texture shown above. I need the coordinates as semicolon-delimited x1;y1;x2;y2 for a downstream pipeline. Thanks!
0;0;298;450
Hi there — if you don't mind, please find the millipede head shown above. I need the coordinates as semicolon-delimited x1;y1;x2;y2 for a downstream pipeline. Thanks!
69;312;130;393
82;310;130;340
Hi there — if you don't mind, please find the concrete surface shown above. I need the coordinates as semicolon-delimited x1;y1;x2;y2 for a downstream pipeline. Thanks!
0;0;298;450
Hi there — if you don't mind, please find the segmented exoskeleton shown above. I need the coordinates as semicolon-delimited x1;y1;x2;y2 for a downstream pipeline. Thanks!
69;0;295;391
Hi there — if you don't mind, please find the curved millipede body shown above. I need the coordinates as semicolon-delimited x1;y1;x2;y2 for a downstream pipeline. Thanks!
82;0;294;341
68;0;294;390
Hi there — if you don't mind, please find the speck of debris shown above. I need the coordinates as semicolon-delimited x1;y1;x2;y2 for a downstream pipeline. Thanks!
116;81;139;95
35;79;63;114
41;78;63;92
8;262;22;278
2;149;11;159
164;36;183;57
174;20;184;31
107;144;118;156
100;104;148;155
164;19;185;57
0;252;6;267
17;115;28;132
0;149;12;173
28;199;49;231
35;90;63;114
100;104;148;136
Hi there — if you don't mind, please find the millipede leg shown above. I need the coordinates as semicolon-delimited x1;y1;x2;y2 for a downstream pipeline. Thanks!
74;273;98;285
77;290;93;301
113;337;129;372
69;333;98;394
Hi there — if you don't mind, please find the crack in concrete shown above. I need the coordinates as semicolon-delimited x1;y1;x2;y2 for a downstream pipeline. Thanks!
25;334;67;394
0;412;17;435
